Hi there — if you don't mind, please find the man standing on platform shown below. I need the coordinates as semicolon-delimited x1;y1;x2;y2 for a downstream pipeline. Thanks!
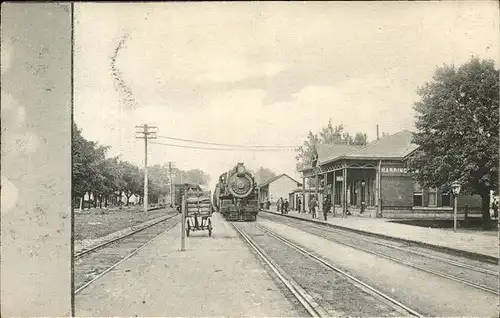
277;197;283;213
323;196;331;221
310;195;318;219
297;197;302;213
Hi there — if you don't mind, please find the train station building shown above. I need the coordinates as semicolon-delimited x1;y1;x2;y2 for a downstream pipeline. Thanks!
298;130;482;218
258;174;302;205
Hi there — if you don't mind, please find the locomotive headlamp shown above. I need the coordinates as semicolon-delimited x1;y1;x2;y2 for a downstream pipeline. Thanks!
237;163;245;174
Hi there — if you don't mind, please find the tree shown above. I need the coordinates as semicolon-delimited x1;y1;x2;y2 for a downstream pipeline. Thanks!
295;131;321;171
295;120;367;170
319;121;344;143
406;57;499;229
171;168;186;184
254;167;277;184
352;132;368;146
184;169;210;186
72;123;112;209
169;168;210;187
121;161;142;205
72;123;90;203
87;142;110;208
148;164;171;203
100;156;123;207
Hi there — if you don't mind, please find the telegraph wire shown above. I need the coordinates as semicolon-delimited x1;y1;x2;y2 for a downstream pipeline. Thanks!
156;135;298;149
149;141;296;152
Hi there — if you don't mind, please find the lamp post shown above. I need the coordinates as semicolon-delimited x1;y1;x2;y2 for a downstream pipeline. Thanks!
451;181;461;232
360;180;366;214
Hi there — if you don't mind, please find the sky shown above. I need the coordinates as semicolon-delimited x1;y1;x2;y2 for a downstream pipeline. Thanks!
73;1;499;191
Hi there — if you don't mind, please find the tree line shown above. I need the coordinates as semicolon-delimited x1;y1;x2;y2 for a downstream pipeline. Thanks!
72;123;210;209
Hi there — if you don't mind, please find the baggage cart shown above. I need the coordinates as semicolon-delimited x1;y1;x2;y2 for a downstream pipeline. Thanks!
184;189;213;237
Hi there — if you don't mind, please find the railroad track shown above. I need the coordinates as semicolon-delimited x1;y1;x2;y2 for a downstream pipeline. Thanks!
260;213;499;296
74;215;180;294
232;222;423;317
75;213;178;259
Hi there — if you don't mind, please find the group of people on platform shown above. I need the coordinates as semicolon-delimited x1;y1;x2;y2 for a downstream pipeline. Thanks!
276;197;289;214
265;194;358;221
304;195;332;221
271;195;334;221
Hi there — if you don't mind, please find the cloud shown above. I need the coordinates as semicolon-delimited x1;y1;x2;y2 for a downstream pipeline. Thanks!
196;61;288;83
75;2;499;115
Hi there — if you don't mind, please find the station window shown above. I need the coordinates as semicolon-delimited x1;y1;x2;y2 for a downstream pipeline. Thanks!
428;187;437;206
441;194;451;207
413;182;423;207
334;182;342;205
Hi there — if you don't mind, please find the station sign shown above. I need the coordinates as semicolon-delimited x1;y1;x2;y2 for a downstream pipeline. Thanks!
381;167;410;175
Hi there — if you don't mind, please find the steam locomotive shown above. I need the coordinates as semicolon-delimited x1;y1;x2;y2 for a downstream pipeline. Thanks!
213;162;259;221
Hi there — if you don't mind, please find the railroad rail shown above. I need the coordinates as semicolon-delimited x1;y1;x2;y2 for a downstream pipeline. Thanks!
232;222;423;317
231;222;329;317
260;213;499;295
74;216;180;294
75;213;178;259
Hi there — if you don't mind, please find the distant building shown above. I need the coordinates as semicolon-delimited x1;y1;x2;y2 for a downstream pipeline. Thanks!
288;188;319;212
83;192;140;206
299;130;482;219
258;174;302;204
121;193;140;205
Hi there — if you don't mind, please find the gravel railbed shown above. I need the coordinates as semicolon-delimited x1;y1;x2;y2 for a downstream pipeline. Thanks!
237;222;406;317
74;217;179;292
241;236;311;317
406;244;499;272
262;213;499;293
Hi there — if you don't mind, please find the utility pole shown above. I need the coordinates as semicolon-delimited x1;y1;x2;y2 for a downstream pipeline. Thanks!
168;161;174;207
135;124;157;213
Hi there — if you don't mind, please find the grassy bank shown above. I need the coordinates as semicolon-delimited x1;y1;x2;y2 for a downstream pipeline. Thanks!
74;205;175;240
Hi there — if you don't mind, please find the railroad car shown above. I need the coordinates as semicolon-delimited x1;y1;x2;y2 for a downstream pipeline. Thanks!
214;162;259;221
174;183;202;212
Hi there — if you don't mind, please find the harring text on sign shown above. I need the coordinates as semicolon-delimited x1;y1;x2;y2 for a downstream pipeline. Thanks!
381;167;409;174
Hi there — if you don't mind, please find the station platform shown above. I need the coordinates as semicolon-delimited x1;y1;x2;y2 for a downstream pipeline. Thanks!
75;212;301;317
263;208;499;262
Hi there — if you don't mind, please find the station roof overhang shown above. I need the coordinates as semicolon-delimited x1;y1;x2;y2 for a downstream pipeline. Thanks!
289;188;322;194
299;130;420;177
321;155;402;166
